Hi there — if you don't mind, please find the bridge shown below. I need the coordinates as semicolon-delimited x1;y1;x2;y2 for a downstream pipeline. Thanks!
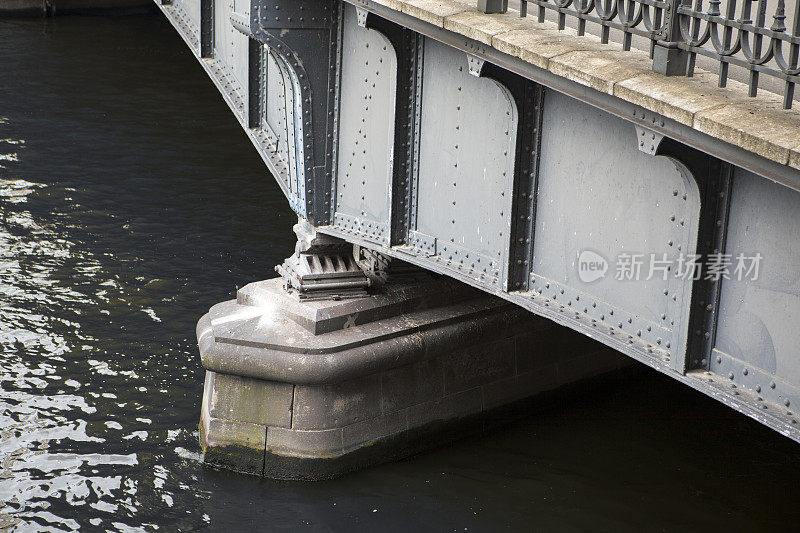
154;0;800;479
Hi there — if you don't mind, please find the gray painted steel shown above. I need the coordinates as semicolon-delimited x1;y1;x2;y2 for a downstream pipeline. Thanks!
214;0;249;120
264;49;306;213
154;0;800;446
333;4;396;245
533;91;700;371
713;168;800;410
409;38;517;290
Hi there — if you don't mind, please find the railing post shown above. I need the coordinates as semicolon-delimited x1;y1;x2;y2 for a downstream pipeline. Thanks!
652;0;691;76
477;0;509;14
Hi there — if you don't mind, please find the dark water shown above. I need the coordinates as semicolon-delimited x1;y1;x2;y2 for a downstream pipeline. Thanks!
1;14;800;532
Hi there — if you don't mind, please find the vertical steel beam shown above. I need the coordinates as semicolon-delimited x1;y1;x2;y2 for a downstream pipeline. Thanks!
358;15;422;246
247;38;262;129
200;0;214;58
250;0;340;225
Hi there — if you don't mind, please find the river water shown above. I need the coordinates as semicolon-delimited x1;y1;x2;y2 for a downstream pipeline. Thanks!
1;14;800;532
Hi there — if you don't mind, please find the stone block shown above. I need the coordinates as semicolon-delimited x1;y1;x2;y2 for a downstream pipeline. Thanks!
443;9;529;45
694;96;800;166
614;71;751;126
206;371;293;428
407;387;484;428
492;27;607;70
381;356;445;413
292;374;382;430
198;275;632;479
200;411;266;476
548;49;652;95
266;426;344;458
369;0;406;11
341;410;409;453
481;363;560;410
401;0;470;27
443;337;516;394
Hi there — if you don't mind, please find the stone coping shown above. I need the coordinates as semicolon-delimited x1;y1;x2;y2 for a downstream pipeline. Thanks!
363;0;800;171
197;278;532;384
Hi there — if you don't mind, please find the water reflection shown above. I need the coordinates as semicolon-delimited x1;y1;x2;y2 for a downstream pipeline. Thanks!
0;13;799;533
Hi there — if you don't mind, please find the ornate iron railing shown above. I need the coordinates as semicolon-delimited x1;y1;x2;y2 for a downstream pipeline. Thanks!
480;0;800;108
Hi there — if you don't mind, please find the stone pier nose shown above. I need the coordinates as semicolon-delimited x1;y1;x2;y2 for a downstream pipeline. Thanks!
197;275;623;480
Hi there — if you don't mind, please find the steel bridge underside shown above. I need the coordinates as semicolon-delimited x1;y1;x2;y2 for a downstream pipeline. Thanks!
156;0;800;443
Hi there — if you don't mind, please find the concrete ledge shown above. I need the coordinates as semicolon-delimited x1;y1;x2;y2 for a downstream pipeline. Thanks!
355;0;800;171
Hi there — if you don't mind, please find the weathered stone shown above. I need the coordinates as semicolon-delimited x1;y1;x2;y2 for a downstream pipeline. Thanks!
480;365;559;410
200;411;266;475
791;144;800;171
401;0;469;27
266;426;343;458
444;9;529;45
198;276;626;479
380;356;445;413
206;371;293;428
368;0;406;11
614;71;751;126
694;96;800;166
548;49;652;95
492;27;608;70
407;387;484;427
341;410;409;453
442;337;516;394
292;374;382;430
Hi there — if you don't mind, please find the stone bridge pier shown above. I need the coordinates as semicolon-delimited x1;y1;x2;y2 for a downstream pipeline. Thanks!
198;222;624;479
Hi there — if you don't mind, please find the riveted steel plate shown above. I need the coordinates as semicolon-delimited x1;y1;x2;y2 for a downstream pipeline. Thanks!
713;169;800;407
410;37;517;288
214;0;249;119
175;0;200;30
532;90;700;367
333;4;396;245
163;0;201;52
263;48;305;214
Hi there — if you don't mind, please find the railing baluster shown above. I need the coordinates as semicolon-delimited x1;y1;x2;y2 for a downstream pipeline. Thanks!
477;0;509;14
787;0;800;107
653;0;691;75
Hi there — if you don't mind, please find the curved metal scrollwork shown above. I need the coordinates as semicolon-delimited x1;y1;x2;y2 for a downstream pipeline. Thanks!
524;0;668;47
676;0;799;107
519;0;799;108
